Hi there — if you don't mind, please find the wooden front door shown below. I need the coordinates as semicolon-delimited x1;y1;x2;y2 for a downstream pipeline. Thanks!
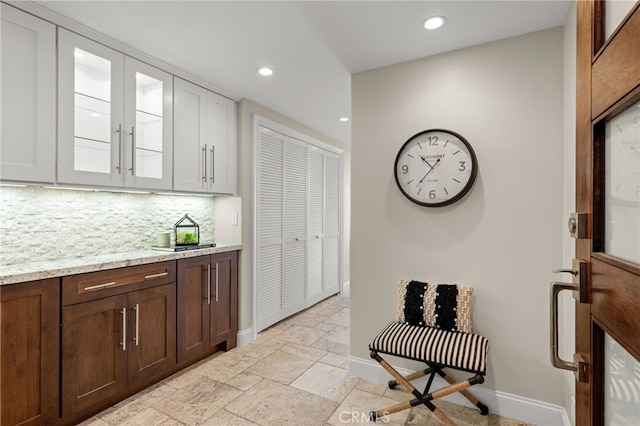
575;1;640;424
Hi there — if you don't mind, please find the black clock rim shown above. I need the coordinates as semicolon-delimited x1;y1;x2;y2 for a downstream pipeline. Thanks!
393;128;478;207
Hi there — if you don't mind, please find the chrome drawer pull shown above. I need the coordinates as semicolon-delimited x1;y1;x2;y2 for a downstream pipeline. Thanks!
144;272;168;280
84;282;116;291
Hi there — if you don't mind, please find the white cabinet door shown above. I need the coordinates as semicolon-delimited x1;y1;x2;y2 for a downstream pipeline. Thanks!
307;146;324;306
0;4;56;183
323;151;342;297
174;77;236;194
208;94;236;194
256;126;284;331
58;30;173;190
282;136;308;317
58;28;125;187
123;57;173;190
173;77;208;193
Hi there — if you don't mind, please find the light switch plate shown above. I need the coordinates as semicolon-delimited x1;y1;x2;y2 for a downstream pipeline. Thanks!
231;211;238;226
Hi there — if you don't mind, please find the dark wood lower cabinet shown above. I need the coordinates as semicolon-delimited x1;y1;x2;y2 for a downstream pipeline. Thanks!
60;262;178;425
177;251;238;365
1;251;238;426
61;283;176;423
1;278;60;426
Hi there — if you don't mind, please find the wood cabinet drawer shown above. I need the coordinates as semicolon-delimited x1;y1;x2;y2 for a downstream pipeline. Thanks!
62;261;176;306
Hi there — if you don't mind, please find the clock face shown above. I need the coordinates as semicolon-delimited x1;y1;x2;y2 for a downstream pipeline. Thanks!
394;129;478;207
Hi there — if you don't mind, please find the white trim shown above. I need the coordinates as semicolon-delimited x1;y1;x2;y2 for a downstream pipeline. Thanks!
348;356;570;426
236;327;254;348
5;0;239;102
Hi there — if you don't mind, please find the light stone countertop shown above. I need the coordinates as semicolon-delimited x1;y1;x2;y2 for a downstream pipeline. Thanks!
0;243;242;286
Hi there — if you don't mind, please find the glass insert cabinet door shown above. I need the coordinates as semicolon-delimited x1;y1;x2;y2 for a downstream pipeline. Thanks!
58;29;172;190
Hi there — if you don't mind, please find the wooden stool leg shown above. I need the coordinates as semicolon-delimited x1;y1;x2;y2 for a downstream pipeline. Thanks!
436;369;489;415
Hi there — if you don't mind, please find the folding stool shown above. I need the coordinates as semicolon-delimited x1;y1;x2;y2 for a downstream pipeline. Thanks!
368;280;490;425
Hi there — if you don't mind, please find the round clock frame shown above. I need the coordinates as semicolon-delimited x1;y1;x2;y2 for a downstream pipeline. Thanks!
393;128;478;207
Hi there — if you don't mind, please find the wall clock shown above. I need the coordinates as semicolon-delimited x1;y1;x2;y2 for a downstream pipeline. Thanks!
394;129;478;207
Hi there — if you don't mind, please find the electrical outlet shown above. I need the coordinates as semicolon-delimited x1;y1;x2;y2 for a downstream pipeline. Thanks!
231;211;238;226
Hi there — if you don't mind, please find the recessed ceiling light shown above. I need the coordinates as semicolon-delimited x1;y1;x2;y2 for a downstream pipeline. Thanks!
339;116;350;122
258;67;274;76
423;16;446;30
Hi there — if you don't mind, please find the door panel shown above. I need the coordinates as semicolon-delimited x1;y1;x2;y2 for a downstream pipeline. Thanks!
177;256;210;364
62;294;128;419
575;2;640;424
128;283;176;383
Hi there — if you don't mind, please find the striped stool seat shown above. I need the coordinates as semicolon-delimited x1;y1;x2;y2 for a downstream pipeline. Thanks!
370;321;489;374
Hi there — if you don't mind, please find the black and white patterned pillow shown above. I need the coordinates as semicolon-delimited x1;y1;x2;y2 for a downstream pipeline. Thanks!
395;279;473;333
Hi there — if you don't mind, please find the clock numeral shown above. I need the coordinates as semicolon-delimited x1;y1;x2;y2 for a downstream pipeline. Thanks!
452;149;461;156
453;178;461;184
459;161;466;171
406;179;414;185
401;165;409;174
429;190;436;200
417;187;423;196
428;136;438;146
443;187;449;195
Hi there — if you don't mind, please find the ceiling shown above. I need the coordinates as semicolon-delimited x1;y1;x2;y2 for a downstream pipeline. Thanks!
34;1;573;145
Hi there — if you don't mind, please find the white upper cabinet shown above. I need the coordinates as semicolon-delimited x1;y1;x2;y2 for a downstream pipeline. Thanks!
57;29;173;190
174;77;236;195
0;4;56;183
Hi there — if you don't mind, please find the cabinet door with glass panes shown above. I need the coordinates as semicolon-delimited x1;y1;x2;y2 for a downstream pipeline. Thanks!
57;29;172;190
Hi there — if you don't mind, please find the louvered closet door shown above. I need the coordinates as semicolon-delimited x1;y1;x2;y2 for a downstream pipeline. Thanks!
282;136;308;317
256;126;284;331
323;151;342;297
307;146;324;306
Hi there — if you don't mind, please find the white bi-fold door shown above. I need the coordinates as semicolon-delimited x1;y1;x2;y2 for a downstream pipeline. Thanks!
255;123;342;334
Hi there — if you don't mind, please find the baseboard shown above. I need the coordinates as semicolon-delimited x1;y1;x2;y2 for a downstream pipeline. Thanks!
237;327;253;348
348;356;570;426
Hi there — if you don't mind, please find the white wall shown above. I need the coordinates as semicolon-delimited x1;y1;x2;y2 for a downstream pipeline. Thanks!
350;26;566;407
235;99;351;335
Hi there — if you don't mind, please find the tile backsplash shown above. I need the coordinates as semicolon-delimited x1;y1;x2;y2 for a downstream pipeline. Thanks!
0;186;215;265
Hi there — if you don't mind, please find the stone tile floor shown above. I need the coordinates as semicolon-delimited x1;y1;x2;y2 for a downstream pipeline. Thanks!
79;288;531;425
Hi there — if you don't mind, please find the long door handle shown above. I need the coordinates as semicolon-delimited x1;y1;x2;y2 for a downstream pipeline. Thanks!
550;281;577;371
215;263;219;302
207;263;211;305
116;123;122;173
202;144;207;183
129;126;136;175
210;145;215;184
133;303;139;346
120;307;127;351
550;278;588;382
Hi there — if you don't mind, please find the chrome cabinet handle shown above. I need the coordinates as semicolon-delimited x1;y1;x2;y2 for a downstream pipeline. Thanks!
84;281;116;291
210;145;215;183
144;272;168;280
129;126;136;175
215;263;219;302
202;144;207;183
116;124;122;173
133;304;139;346
207;263;211;305
121;308;127;351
